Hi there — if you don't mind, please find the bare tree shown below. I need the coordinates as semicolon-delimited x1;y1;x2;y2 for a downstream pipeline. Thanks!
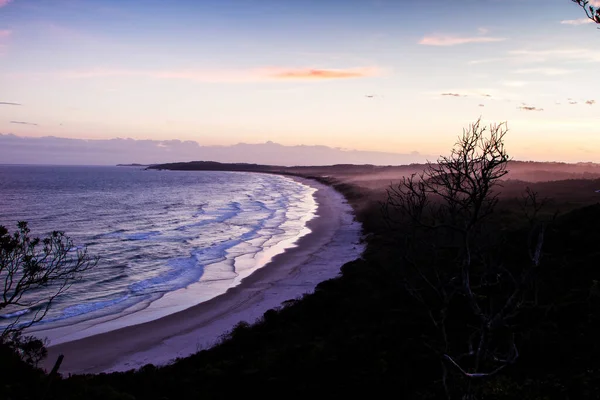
0;222;97;346
383;119;548;399
570;0;600;23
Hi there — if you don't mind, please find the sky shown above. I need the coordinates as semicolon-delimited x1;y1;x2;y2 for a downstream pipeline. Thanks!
0;0;599;163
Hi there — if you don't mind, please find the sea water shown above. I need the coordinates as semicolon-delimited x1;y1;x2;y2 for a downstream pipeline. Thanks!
0;165;317;335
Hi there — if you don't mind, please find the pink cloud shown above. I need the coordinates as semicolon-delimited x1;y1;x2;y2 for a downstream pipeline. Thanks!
0;0;12;8
267;67;379;80
0;30;11;38
62;66;381;82
419;35;505;46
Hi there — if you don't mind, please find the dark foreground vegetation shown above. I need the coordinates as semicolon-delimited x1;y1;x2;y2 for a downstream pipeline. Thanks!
3;153;600;399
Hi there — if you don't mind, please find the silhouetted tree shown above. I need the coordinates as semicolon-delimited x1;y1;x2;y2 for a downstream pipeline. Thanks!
0;221;96;361
571;0;600;23
384;119;549;399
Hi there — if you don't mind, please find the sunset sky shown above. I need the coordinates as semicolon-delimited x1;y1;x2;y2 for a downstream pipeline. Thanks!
1;0;598;162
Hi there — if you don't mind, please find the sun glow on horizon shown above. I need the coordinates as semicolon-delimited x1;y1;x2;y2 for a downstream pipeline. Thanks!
0;0;598;163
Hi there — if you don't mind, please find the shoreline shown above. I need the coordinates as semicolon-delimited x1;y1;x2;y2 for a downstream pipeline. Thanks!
31;172;318;346
44;176;364;375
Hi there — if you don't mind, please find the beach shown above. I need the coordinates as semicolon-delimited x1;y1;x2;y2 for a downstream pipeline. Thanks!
43;177;364;375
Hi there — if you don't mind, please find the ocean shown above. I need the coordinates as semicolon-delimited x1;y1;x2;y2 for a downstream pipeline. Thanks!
0;165;317;335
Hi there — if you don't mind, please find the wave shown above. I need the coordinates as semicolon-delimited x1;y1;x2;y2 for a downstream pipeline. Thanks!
0;308;31;319
5;171;317;332
125;231;161;241
176;202;242;231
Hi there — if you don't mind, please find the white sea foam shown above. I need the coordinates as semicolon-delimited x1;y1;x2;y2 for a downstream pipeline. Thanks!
0;167;319;338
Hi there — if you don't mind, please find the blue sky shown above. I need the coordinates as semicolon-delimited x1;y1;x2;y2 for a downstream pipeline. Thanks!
0;0;598;162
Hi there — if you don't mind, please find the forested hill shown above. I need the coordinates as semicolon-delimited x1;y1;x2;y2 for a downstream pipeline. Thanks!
148;160;600;182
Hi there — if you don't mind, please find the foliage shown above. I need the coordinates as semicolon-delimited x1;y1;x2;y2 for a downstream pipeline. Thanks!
0;222;97;352
571;0;600;23
383;119;554;398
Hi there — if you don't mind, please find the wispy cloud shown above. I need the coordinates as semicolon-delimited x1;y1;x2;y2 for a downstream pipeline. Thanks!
431;90;513;102
10;121;38;126
518;105;544;112
470;48;600;65
560;18;594;25
268;67;379;80
509;48;600;63
0;0;12;8
586;100;596;105
514;67;573;76
62;66;382;82
433;89;508;100
0;101;20;105
419;35;505;46
0;30;11;39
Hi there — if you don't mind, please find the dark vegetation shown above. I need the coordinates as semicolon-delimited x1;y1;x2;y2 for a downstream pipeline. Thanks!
148;160;600;183
0;222;96;381
3;122;600;398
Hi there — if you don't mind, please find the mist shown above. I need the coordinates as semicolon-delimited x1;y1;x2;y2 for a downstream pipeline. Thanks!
0;134;429;166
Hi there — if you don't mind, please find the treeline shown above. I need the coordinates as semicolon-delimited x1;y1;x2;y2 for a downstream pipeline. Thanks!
148;160;600;183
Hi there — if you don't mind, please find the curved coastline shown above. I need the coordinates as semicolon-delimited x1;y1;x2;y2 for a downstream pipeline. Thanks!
43;176;365;375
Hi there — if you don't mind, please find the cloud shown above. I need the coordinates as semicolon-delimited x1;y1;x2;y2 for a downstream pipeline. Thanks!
560;18;594;25
62;66;381;82
0;0;12;8
509;48;600;63
0;134;430;166
479;104;485;107
10;121;38;126
433;89;512;101
514;68;573;76
586;100;596;105
268;67;379;80
471;48;600;65
419;35;505;46
518;106;544;112
441;93;465;97
0;101;20;105
0;30;11;39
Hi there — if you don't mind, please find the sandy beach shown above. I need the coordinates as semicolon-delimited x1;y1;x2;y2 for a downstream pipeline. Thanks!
43;176;364;375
